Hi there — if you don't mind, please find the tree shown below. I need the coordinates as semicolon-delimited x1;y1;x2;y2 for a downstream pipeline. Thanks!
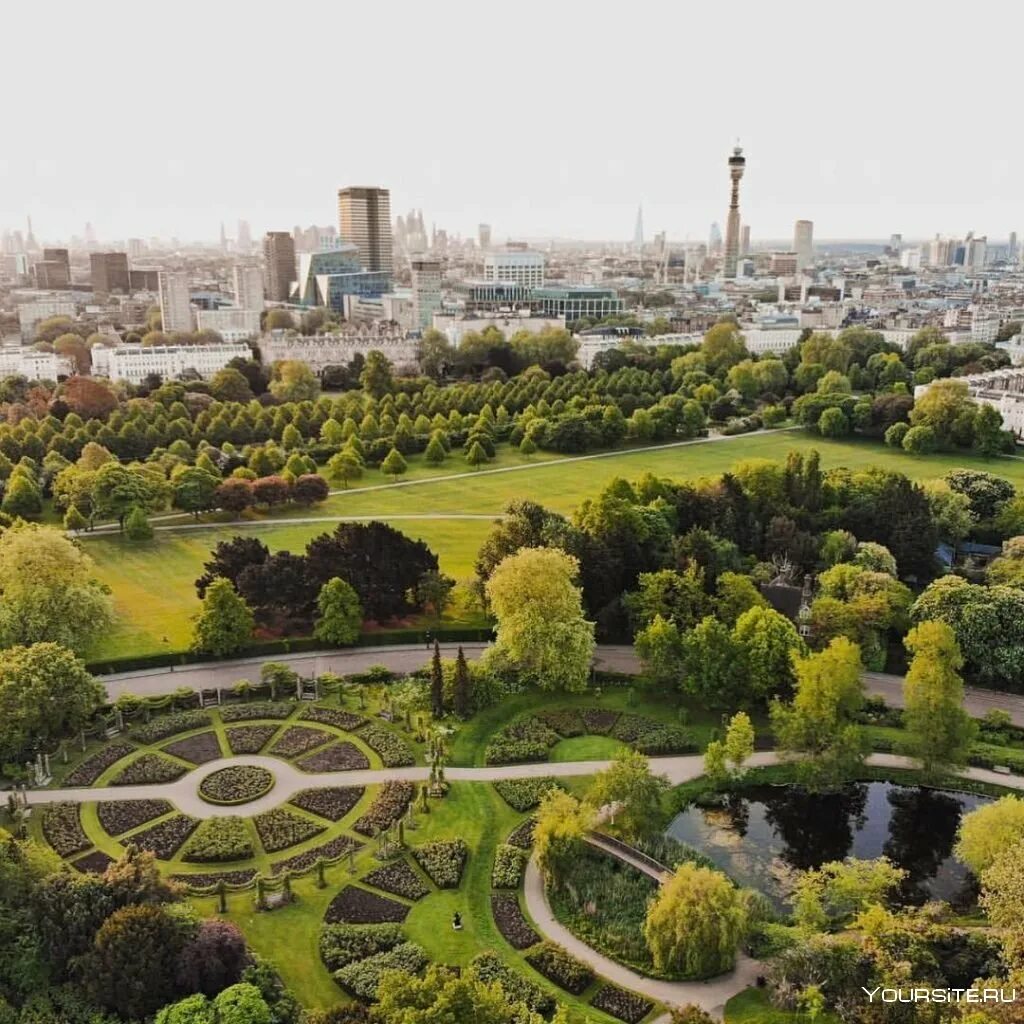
313;577;362;646
945;468;1015;521
293;474;329;506
466;440;488;469
212;983;272;1024
484;547;595;692
534;790;595;889
175;919;249;997
956;796;1024;874
209;368;253;403
909;379;972;444
214;478;254;517
380;447;407;481
63;505;88;532
770;637;867;789
0;524;113;652
124;505;153;540
791;858;906;932
423;435;447;465
643;863;749;977
680;616;740;707
269;360;319;402
414;569;455;624
723;712;755;775
627;566;710;632
0;643;104;763
973;403;1009;457
91;462;162;530
635;614;686;688
818;407;849;438
714;572;768;626
732;606;805;702
252;475;291;508
900;621;976;774
156;993;215;1024
358;350;394;398
327;450;363;488
980;841;1024;963
61;377;118;419
191;578;254;656
1;474;41;518
172;467;220;519
429;640;444;718
519;435;538;458
587;749;669;840
453;645;471;717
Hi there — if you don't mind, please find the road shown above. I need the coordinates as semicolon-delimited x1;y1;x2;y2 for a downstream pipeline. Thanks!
101;644;1024;724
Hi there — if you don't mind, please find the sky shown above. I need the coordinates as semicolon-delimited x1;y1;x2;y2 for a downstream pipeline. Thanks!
3;0;1022;246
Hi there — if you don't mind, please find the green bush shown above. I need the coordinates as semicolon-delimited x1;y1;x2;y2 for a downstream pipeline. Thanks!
111;754;187;785
469;953;554;1016
333;941;427;1000
526;941;594;995
199;765;275;804
182;817;254;862
319;923;403;971
412;839;468;889
493;777;563;812
253;808;325;852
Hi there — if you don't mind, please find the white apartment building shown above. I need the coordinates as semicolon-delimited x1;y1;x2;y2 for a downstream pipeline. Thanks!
158;271;194;332
195;308;262;343
483;248;545;288
915;369;1024;438
0;347;74;379
433;312;566;346
91;343;251;384
255;330;419;373
17;295;78;340
233;263;264;311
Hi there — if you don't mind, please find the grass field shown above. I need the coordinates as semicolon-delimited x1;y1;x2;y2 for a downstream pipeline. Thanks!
80;429;1024;660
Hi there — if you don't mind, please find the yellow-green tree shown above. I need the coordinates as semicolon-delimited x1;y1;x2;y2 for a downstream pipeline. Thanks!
956;796;1024;874
533;790;595;889
587;748;669;840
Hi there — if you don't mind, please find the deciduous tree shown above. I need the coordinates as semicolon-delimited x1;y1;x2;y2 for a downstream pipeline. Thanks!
313;577;362;646
191;579;254;656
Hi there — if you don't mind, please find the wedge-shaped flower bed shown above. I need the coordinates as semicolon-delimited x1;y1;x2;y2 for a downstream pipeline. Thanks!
131;710;211;743
171;869;257;888
73;850;114;875
333;941;427;1001
63;743;135;786
162;731;222;765
364;860;429;901
526;941;594;995
132;814;199;859
199;765;274;805
253;807;325;853
297;742;369;773
220;701;295;722
324;885;410;925
269;726;332;758
633;723;695;755
412;839;468;889
493;777;563;812
490;892;540;951
536;708;587;737
469;952;554;1016
581;708;620;734
111;753;186;785
484;716;560;765
319;922;403;971
357;724;414;767
97;799;173;836
182;817;254;862
492;844;528;889
226;725;279;755
353;781;414;836
271;833;363;875
301;706;366;731
42;802;89;857
590;984;654;1024
290;787;364;822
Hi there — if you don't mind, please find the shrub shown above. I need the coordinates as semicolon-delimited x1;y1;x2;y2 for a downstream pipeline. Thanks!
319;922;404;971
591;984;654;1024
297;742;370;773
492;844;528;889
469;953;554;1015
324;886;410;925
412;839;468;889
97;799;172;836
199;765;275;804
183;817;254;862
271;834;363;875
163;731;223;765
634;724;695;755
253;808;325;853
219;701;295;721
333;941;427;1001
290;787;365;822
526;941;594;995
489;892;540;950
111;754;187;785
226;725;278;754
363;860;430;901
133;814;200;859
301;706;366;731
64;743;136;786
493;778;563;812
42;802;89;857
357;725;414;767
131;710;211;743
353;781;414;836
269;726;332;758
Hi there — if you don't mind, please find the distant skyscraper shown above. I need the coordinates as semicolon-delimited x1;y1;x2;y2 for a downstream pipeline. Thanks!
1009;231;1018;262
889;233;903;254
90;252;130;293
237;220;252;254
478;223;492;249
262;232;296;302
36;248;71;289
722;145;746;279
127;238;145;258
633;205;644;251
740;224;751;256
84;222;97;248
794;220;814;270
708;222;723;255
410;256;442;331
337;186;393;274
24;217;38;252
233;262;265;311
219;222;228;252
158;271;194;332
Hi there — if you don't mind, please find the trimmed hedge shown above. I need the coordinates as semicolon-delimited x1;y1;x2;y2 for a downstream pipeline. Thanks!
412;839;468;889
225;725;278;755
319;922;404;971
162;731;223;765
364;860;430;901
269;726;333;758
132;814;199;859
301;706;367;731
182;817;254;862
324;886;410;925
490;892;540;950
290;786;365;822
484;717;560;766
199;765;275;805
507;818;536;849
219;701;295;722
271;833;363;875
97;799;172;836
297;742;370;773
591;984;654;1023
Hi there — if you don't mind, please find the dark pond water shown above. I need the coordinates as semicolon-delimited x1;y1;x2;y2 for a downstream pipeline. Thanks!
666;782;989;910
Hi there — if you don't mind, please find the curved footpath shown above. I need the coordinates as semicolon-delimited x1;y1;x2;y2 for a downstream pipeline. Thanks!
100;643;1024;726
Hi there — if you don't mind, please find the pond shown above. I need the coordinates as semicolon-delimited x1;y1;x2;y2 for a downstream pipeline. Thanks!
666;781;989;909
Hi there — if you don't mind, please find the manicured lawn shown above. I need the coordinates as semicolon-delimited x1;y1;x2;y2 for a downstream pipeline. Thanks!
725;987;840;1024
550;735;627;762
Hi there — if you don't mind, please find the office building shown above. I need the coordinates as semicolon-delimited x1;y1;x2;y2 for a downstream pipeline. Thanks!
90;252;130;293
195;308;261;342
794;220;814;270
35;248;71;289
233;262;264;311
478;223;492;248
158;271;194;332
294;246;389;310
91;343;252;384
740;224;751;256
722;145;745;278
337;186;393;274
129;267;161;291
965;236;988;271
263;232;296;302
17;296;77;340
529;286;622;322
410;256;442;331
237;220;252;254
483;246;545;288
770;252;799;276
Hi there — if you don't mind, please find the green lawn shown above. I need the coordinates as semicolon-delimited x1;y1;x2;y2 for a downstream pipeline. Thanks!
78;429;1024;661
725;987;840;1024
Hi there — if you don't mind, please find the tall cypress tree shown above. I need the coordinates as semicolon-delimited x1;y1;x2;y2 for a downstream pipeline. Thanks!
430;639;444;718
453;645;471;718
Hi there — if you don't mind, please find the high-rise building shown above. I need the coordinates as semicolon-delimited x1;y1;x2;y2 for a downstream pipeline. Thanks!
262;232;296;302
90;252;130;293
633;205;644;252
722;145;746;279
483;246;545;288
411;256;442;331
708;222;722;255
965;235;988;271
1009;232;1018;262
237;220;252;254
127;238;145;258
233;262;265;311
794;220;814;270
478;223;492;249
337;186;393;274
158;271;194;333
36;248;71;289
740;224;751;256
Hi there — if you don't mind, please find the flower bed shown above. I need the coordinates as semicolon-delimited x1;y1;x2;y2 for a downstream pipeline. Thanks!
507;818;536;849
608;712;662;744
131;710;212;744
42;802;90;857
290;786;365;822
364;860;430;901
63;743;136;786
536;708;587;737
111;753;187;785
271;834;363;875
319;923;403;971
182;817;254;862
590;984;654;1024
484;717;560;765
199;765;275;805
269;726;333;758
301;706;366;731
634;724;695;755
469;953;554;1015
526;941;594;995
220;701;295;722
171;869;258;889
490;892;540;950
97;799;173;836
132;814;199;859
333;941;428;1001
412;839;468;889
253;807;325;853
493;778;563;812
582;708;620;734
357;724;414;767
324;886;410;924
72;850;115;875
297;742;370;773
162;731;223;765
226;725;279;755
492;844;528;889
353;781;414;836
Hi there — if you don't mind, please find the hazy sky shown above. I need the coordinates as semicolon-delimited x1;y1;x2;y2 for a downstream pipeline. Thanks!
4;0;1021;245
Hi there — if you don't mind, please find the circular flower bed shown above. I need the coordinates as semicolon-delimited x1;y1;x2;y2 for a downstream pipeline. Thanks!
198;765;275;805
